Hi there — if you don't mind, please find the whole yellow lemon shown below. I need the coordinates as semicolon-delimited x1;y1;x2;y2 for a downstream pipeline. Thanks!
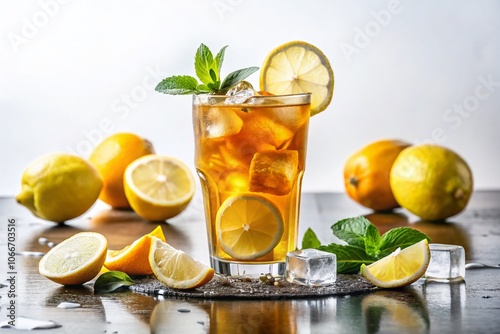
390;144;473;221
89;133;155;209
344;139;411;211
16;153;103;223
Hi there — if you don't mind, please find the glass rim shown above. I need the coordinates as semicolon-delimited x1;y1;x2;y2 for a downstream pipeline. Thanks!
192;92;311;105
196;92;312;98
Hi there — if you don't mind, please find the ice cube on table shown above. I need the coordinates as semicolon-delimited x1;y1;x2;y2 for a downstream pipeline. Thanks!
249;150;298;196
285;249;337;286
425;244;465;280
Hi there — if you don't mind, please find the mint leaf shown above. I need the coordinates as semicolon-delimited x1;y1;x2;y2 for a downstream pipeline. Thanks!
215;45;228;76
318;244;375;274
195;43;217;85
207;82;218;91
379;227;430;256
332;217;381;257
364;224;382;258
209;69;218;83
331;217;372;248
94;271;134;293
220;67;259;92
155;75;200;95
302;228;321;249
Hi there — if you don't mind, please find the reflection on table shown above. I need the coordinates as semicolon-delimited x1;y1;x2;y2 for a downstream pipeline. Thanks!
0;191;499;333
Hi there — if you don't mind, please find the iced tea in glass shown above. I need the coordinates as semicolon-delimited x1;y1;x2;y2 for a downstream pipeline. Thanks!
193;93;311;276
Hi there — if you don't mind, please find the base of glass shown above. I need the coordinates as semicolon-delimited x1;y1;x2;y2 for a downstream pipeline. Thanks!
211;257;285;277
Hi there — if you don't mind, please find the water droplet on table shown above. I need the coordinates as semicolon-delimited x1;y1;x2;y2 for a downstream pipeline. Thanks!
57;302;81;309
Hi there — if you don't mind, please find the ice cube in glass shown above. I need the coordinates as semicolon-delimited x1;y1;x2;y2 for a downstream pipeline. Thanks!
249;150;298;196
425;244;465;280
225;81;256;104
200;108;243;138
224;114;294;165
285;249;337;286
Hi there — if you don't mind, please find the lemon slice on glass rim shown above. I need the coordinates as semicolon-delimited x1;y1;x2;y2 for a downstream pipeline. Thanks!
216;194;284;261
260;40;334;116
361;239;431;288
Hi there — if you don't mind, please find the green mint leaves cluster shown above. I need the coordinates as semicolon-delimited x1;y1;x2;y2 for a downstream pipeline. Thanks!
155;44;259;95
302;217;430;274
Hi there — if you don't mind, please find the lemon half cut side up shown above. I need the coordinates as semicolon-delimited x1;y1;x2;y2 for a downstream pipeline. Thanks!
38;232;108;285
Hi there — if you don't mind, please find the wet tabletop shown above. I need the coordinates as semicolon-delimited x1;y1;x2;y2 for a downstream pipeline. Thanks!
1;191;499;333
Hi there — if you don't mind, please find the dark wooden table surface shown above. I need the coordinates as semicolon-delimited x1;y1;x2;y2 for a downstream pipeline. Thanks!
1;191;499;333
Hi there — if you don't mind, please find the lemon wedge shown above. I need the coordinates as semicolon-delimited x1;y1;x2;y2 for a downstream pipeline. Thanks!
104;226;166;275
361;239;430;288
124;155;195;221
149;237;214;289
216;194;284;260
260;40;334;116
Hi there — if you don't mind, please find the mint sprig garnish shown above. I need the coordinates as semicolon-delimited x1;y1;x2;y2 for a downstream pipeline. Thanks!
302;217;430;274
155;43;259;95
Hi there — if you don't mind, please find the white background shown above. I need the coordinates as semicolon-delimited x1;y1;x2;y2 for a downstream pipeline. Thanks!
1;0;499;197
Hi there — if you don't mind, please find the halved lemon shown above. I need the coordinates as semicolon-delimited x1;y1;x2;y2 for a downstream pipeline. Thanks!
149;237;214;289
39;232;108;285
361;239;430;288
124;155;195;221
260;40;334;116
216;194;284;260
104;226;166;275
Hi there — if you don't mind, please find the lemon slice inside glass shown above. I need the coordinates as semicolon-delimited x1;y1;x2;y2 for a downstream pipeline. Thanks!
216;194;284;260
260;40;334;116
149;237;214;289
124;155;195;221
361;239;430;288
38;232;108;285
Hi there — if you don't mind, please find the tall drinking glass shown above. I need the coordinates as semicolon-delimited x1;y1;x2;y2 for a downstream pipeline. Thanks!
193;93;311;276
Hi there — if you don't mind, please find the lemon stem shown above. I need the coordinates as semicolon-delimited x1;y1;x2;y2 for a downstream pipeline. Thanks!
349;176;359;187
454;188;464;199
